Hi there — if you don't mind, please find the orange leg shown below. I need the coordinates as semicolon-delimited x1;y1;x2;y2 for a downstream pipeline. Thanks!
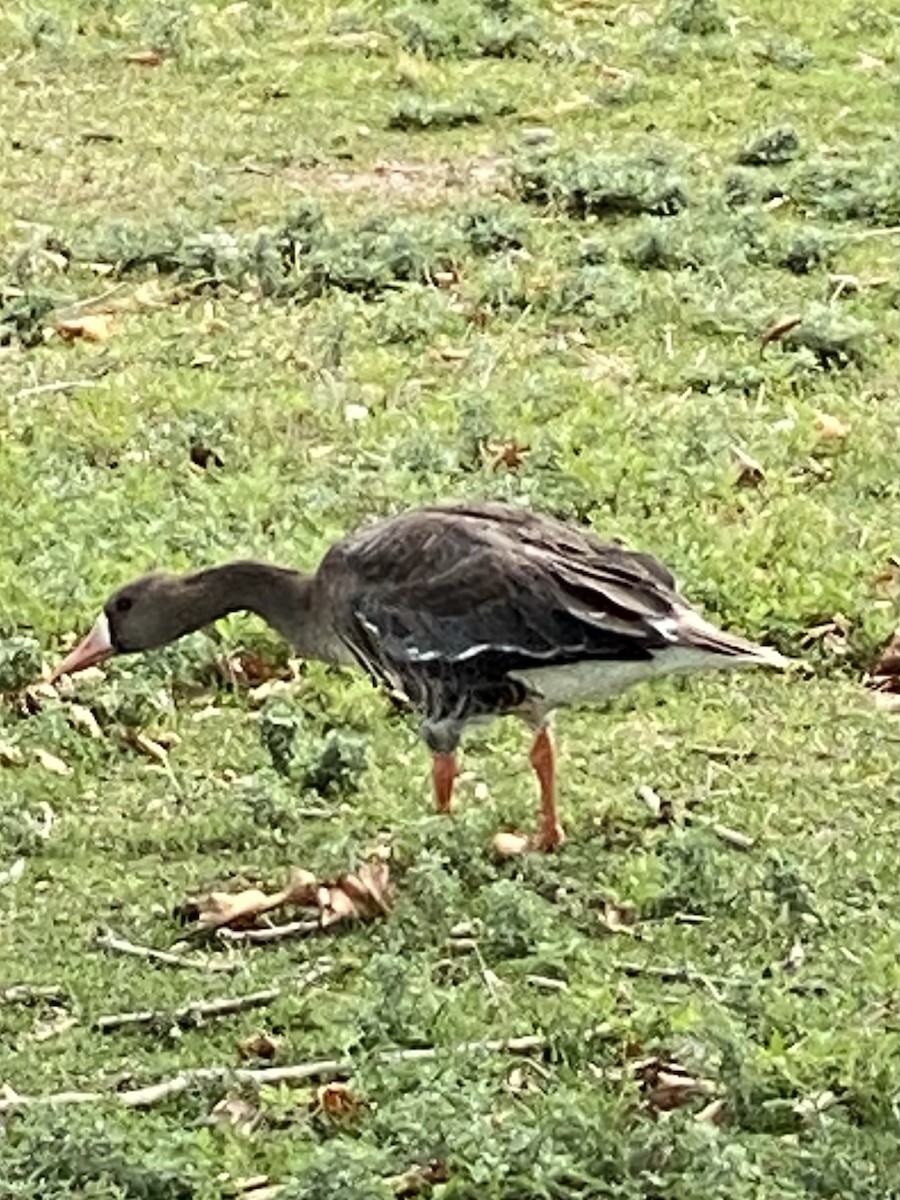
432;751;459;814
529;726;565;851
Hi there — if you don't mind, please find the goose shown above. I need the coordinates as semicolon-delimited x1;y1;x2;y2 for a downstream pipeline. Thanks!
52;501;787;851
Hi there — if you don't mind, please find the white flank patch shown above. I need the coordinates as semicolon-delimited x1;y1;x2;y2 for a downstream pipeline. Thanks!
511;645;764;709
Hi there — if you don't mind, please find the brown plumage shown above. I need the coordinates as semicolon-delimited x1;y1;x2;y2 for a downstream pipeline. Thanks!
52;501;787;851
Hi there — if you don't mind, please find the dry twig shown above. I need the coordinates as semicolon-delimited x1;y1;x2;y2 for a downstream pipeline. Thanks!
95;988;281;1034
96;927;239;973
1;984;67;1006
216;918;321;945
0;1025;612;1113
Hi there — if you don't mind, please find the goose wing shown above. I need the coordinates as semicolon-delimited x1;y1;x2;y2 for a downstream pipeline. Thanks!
317;503;682;675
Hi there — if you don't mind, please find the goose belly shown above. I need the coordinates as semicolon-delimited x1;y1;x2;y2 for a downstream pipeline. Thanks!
510;646;744;708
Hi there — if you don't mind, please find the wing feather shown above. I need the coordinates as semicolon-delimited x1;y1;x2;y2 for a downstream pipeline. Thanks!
317;503;681;673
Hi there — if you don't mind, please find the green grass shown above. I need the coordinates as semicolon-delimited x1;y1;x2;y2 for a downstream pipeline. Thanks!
1;0;898;1196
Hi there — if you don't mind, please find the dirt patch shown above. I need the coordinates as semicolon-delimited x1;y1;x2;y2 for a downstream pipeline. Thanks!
285;155;511;209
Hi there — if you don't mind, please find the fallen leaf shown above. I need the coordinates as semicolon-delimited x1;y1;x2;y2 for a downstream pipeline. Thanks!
238;1032;280;1061
492;831;531;858
126;729;170;765
388;1161;451;1197
599;901;638;935
34;748;72;776
481;438;531;472
55;314;114;343
313;1082;362;1122
761;313;802;350
216;652;289;689
209;1094;261;1136
194;887;287;933
730;444;766;488
637;1058;718;1112
801;612;851;656
315;862;393;927
189;862;392;934
856;51;885;71
67;703;103;739
124;49;164;66
814;411;851;441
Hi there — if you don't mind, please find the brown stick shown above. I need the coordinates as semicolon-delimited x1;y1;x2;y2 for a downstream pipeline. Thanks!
95;988;281;1034
96;927;239;973
0;1025;612;1113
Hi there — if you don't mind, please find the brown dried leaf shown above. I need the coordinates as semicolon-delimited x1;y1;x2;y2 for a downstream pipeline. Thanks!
313;1082;362;1122
316;863;392;927
238;1032;280;1061
814;411;851;441
55;314;114;342
283;868;319;906
761;313;802;350
481;438;531;472
195;887;289;932
190;862;391;934
638;1058;718;1112
216;652;289;689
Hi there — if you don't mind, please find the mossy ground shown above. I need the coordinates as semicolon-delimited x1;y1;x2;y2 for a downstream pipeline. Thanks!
0;1;898;1197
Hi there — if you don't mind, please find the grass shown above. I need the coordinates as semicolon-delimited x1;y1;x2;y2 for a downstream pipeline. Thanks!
0;0;898;1196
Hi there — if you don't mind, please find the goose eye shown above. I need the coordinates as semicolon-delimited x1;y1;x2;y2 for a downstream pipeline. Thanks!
115;597;133;613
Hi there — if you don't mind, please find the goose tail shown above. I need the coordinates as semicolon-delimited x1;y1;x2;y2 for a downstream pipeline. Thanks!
660;608;792;670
